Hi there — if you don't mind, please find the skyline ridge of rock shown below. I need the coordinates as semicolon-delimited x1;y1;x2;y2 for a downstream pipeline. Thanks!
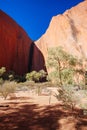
0;0;86;75
35;0;87;61
0;10;46;75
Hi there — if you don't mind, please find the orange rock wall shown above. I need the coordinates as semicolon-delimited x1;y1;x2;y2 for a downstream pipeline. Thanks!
35;1;87;60
0;10;46;75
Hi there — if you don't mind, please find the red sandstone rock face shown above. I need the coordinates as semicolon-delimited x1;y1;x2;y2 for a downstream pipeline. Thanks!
35;1;87;61
0;10;32;75
31;43;46;72
0;10;46;75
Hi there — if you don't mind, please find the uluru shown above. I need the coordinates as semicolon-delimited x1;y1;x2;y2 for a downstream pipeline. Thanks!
0;0;87;75
35;0;87;61
0;10;46;75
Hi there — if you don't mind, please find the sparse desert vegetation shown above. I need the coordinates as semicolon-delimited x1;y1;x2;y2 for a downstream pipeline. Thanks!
0;47;87;129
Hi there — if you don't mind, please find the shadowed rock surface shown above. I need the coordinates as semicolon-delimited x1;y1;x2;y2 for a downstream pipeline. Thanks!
0;10;46;75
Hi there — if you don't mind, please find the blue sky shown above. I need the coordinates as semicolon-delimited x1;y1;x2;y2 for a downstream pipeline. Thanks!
0;0;83;41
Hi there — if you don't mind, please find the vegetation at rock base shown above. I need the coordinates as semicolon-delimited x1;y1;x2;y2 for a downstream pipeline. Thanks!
0;67;47;98
47;46;85;86
25;70;47;82
0;46;87;113
47;46;87;113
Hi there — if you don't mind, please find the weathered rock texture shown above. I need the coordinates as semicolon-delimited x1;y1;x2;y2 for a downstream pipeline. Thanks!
0;0;86;75
35;0;87;60
0;10;46;75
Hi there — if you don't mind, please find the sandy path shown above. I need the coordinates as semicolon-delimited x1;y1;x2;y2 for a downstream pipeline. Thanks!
0;90;58;105
0;91;87;130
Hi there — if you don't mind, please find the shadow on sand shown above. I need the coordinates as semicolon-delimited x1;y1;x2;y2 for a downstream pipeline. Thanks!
0;102;87;130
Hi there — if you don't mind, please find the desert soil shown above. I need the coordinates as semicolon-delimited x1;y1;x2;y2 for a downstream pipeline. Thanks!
0;91;87;130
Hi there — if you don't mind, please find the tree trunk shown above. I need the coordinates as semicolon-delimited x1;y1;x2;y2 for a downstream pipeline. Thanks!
57;58;62;86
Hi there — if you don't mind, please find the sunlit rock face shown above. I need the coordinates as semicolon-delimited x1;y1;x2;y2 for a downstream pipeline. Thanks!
35;0;87;60
0;10;46;75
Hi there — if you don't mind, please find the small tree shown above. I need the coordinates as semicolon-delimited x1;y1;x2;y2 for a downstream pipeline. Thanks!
47;47;84;86
61;68;75;85
47;47;82;86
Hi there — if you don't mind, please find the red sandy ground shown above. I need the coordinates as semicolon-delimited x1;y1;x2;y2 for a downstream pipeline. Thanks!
0;93;87;130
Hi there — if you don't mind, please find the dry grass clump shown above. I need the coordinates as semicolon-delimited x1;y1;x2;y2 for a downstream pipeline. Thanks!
0;81;17;100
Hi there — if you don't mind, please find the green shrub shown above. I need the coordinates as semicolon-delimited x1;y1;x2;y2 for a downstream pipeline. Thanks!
14;75;26;82
25;70;47;82
55;85;78;110
0;67;6;77
55;84;87;113
0;78;4;85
